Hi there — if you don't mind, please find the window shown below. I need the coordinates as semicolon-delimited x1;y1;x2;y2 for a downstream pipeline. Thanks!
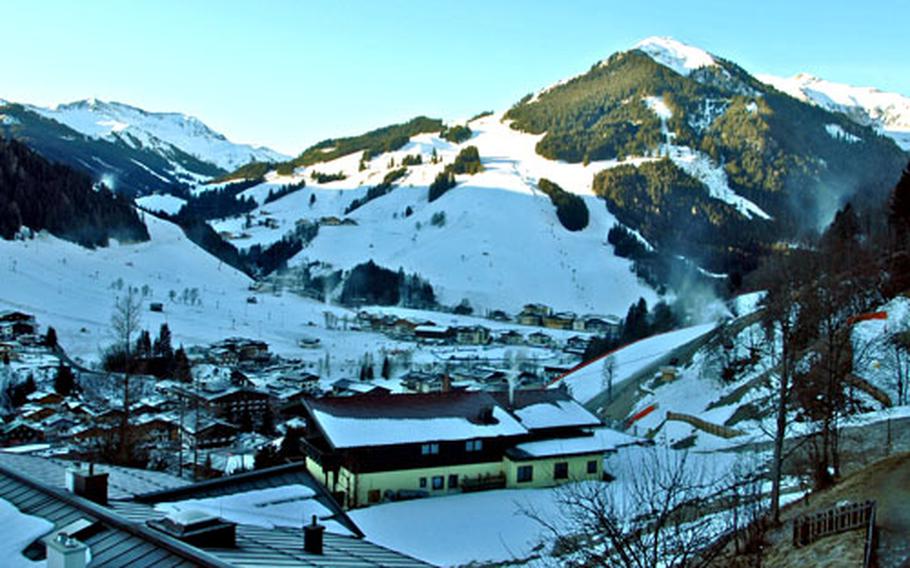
554;462;569;480
419;477;427;488
448;474;459;489
465;439;483;452
421;443;439;455
517;465;533;483
432;476;444;490
587;460;598;475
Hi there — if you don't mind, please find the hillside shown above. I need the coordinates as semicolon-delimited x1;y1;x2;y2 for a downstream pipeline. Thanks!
208;112;661;318
505;37;906;273
0;137;149;247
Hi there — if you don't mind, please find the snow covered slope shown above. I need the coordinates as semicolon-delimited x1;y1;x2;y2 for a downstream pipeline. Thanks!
0;215;381;368
757;73;910;151
210;112;660;317
30;99;288;171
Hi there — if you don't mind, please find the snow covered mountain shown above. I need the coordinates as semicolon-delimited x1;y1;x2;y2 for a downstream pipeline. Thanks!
757;72;910;151
0;98;287;197
30;98;287;171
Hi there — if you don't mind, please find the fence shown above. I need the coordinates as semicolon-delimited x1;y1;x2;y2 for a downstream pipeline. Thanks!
792;500;875;548
664;411;745;439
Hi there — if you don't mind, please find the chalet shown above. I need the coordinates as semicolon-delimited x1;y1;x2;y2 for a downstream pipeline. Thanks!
389;318;420;340
497;330;524;345
330;379;391;397
517;303;551;326
0;311;37;340
527;331;554;347
202;387;274;428
414;325;452;343
564;335;593;355
0;420;44;446
210;337;271;364
26;390;64;407
297;390;632;508
487;309;511;322
183;418;238;449
542;312;576;330
583;315;622;336
134;415;179;446
453;325;491;345
400;371;446;394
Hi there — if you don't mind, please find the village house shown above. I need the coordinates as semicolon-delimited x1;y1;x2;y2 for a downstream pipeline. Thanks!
330;378;391;397
542;311;577;330
0;419;44;446
183;417;239;450
400;371;448;394
527;331;555;347
453;325;492;345
564;335;594;356
583;315;622;336
517;303;551;326
496;330;524;345
414;324;452;344
296;390;636;509
0;310;38;340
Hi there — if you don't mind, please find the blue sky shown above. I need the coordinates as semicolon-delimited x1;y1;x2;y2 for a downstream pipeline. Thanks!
4;0;907;155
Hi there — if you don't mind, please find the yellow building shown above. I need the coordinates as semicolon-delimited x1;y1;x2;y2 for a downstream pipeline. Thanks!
298;390;639;509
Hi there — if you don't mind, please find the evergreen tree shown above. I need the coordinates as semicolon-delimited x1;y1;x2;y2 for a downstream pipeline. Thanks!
154;324;173;358
44;327;58;348
172;346;192;382
135;329;152;358
381;356;391;380
53;364;75;396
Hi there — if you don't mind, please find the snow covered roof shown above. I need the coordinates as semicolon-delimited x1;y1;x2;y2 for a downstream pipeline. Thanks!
509;427;642;459
491;390;601;430
305;392;529;449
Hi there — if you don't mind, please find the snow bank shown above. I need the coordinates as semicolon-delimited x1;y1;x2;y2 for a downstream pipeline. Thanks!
0;497;53;567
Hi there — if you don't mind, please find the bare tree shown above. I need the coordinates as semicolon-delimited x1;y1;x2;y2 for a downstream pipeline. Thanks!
522;447;734;568
602;355;616;402
111;287;142;465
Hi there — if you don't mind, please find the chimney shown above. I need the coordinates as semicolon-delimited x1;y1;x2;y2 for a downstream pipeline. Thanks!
46;533;88;568
303;515;325;555
65;464;108;505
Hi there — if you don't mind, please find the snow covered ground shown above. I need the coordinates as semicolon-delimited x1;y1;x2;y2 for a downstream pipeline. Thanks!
135;193;187;215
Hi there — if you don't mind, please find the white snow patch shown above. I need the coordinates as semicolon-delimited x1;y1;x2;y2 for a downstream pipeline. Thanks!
825;123;861;143
0;497;53;567
633;36;716;77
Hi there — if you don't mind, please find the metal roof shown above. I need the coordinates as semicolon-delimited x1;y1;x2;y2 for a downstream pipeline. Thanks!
0;459;433;567
0;453;188;499
0;464;231;567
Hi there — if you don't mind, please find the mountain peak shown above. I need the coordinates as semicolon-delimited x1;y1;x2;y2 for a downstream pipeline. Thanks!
631;36;716;76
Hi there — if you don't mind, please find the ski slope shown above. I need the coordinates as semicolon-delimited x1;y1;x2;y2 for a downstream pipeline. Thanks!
211;113;660;318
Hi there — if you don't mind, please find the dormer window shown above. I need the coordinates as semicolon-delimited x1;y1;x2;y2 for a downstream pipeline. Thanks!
420;443;439;455
465;439;483;452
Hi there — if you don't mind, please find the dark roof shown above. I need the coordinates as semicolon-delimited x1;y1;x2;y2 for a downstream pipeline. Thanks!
304;391;501;421
132;461;363;538
0;458;432;567
0;453;188;499
0;463;230;567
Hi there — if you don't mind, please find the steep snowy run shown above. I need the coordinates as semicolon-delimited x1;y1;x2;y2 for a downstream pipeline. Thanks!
757;73;910;151
30;99;288;170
